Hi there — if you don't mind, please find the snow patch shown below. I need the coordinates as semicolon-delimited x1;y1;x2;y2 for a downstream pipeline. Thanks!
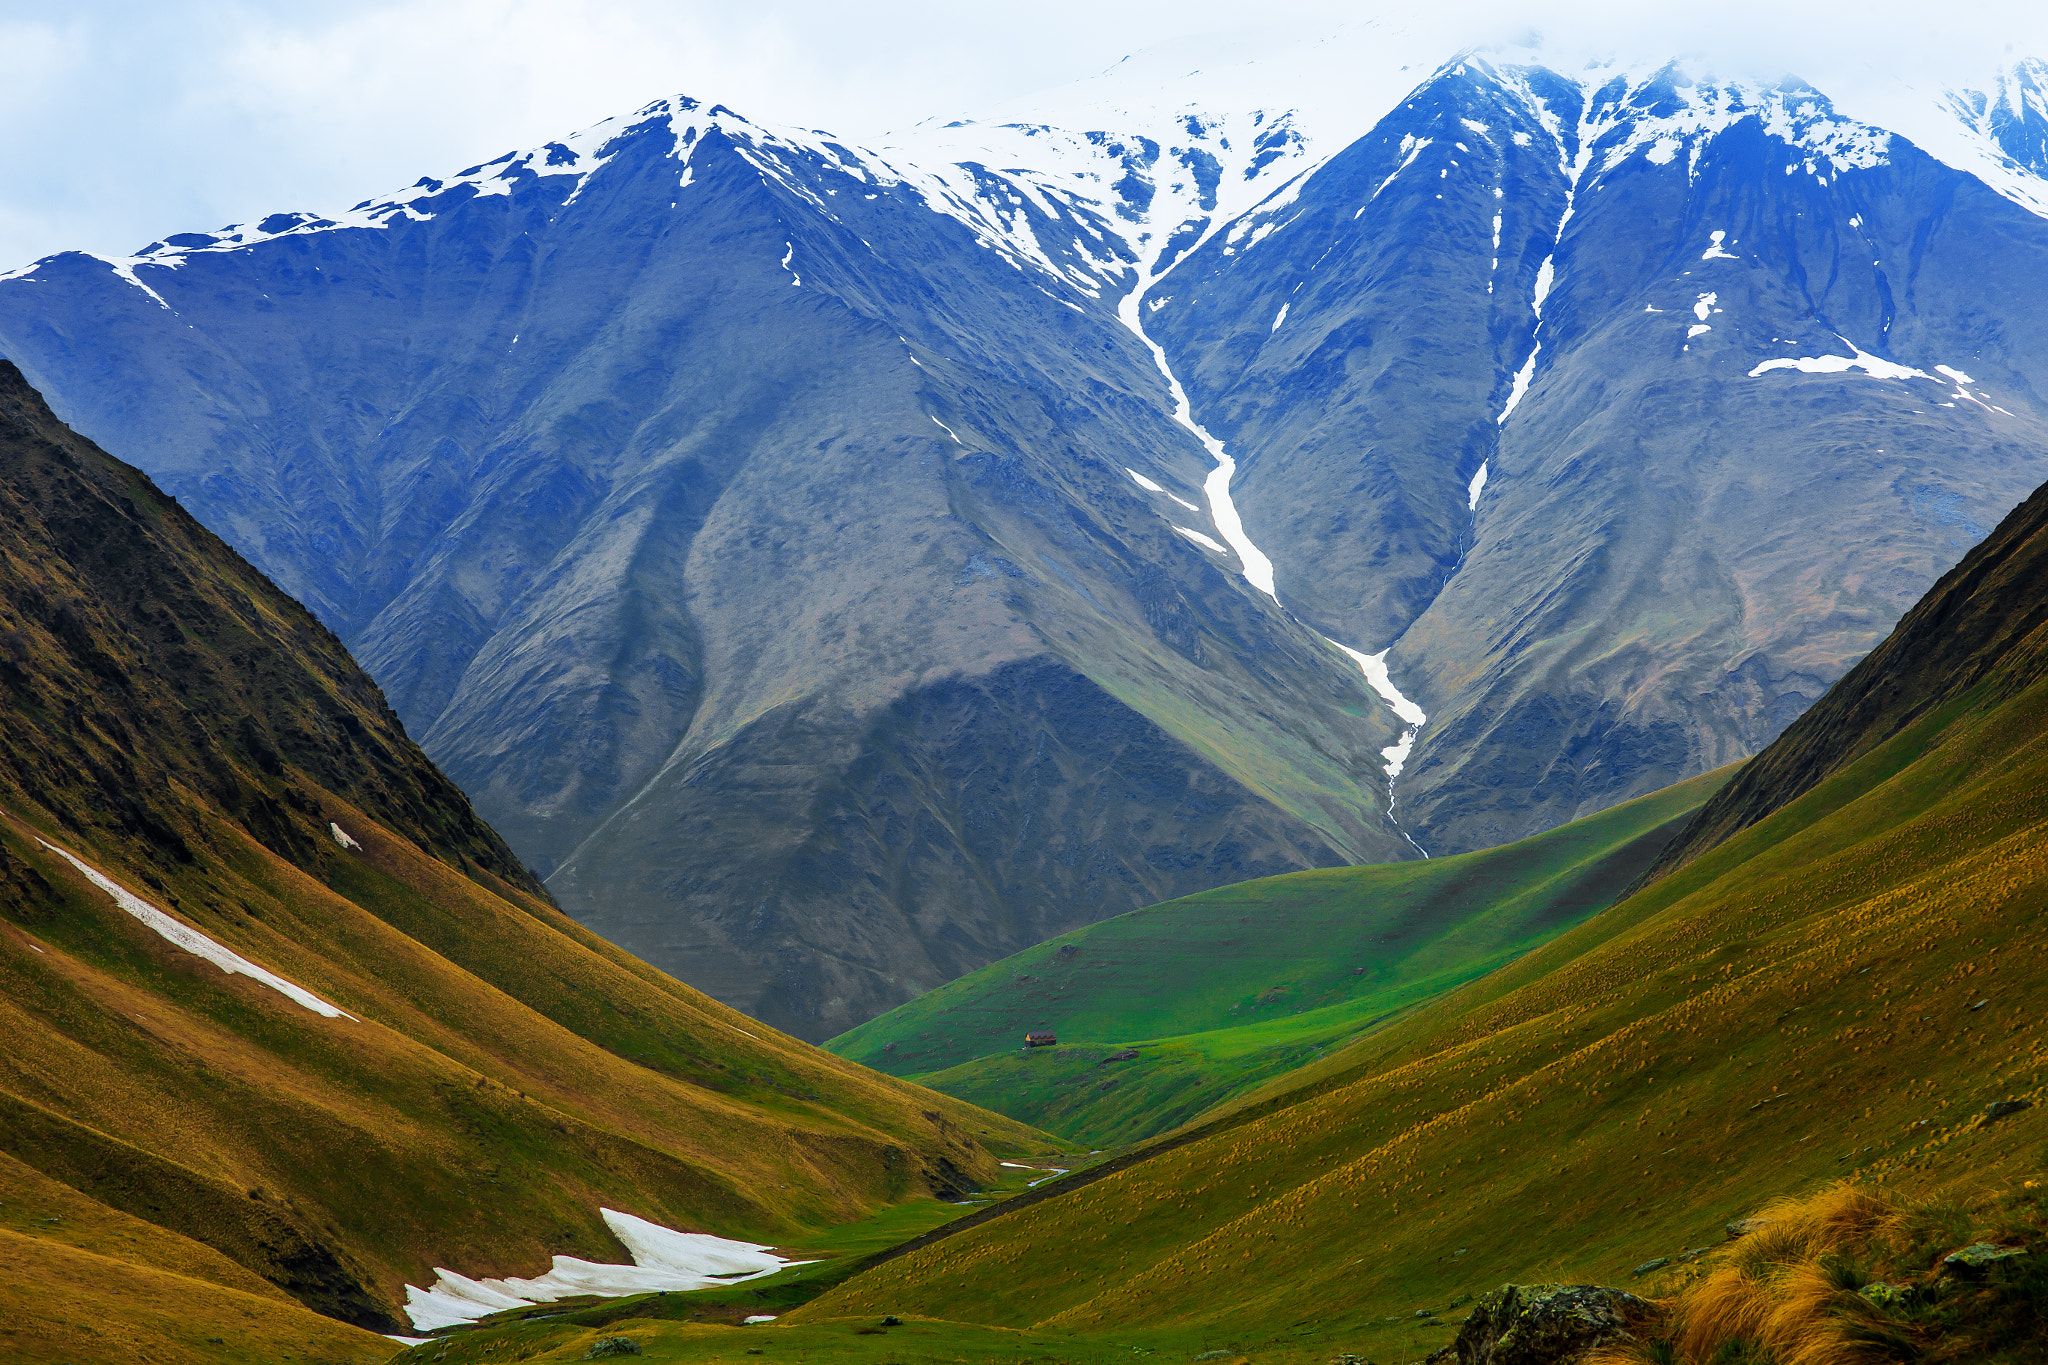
36;840;355;1020
1270;302;1290;332
1125;467;1165;492
404;1210;808;1332
1173;525;1230;554
1467;461;1489;510
1702;230;1737;259
329;822;361;851
1749;340;1927;380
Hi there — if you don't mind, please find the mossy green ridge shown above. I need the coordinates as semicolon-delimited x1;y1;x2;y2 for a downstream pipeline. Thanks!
0;361;1056;1365
827;770;1726;1143
772;470;2048;1359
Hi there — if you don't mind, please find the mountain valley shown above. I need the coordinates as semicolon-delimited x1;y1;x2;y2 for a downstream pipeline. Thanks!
6;23;2048;1365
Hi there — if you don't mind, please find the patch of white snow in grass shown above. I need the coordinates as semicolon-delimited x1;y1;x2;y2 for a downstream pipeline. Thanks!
1467;462;1489;510
405;1210;810;1331
1271;303;1289;332
1125;468;1166;492
36;840;355;1020
1688;324;1712;338
1693;291;1718;321
1702;230;1737;259
930;416;965;446
1173;525;1230;554
329;822;361;851
744;1315;778;1324
384;1337;435;1347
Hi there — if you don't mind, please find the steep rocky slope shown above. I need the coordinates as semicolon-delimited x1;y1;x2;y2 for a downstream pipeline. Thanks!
1645;471;2048;875
0;361;1047;1360
1145;58;2048;852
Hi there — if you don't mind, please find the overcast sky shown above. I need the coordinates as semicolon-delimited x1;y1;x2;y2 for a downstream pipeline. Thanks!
3;0;2044;272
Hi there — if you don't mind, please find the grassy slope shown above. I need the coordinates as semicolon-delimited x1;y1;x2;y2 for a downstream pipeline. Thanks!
827;770;1725;1143
772;511;2048;1362
0;361;1057;1365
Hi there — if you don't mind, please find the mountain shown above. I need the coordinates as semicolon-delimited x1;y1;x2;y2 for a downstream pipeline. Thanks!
765;459;2048;1365
0;95;1417;1040
0;361;1049;1362
4;40;2048;1036
826;765;1728;1144
1128;55;2048;852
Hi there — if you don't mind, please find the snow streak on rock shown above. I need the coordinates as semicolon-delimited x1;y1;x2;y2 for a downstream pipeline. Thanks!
1116;242;1428;846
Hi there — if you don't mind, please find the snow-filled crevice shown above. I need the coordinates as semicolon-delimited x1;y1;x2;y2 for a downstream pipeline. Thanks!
1116;252;1429;853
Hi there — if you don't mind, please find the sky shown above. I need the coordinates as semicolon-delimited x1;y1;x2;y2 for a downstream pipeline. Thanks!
3;0;2045;272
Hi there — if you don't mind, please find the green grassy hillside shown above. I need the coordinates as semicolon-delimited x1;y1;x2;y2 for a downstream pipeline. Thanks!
827;769;1726;1143
0;361;1056;1365
762;474;2048;1360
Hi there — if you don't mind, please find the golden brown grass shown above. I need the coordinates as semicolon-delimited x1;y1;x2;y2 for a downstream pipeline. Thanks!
1588;1184;1904;1365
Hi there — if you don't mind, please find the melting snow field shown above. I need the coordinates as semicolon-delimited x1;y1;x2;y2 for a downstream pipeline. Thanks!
1750;342;1926;380
36;840;355;1020
404;1210;809;1332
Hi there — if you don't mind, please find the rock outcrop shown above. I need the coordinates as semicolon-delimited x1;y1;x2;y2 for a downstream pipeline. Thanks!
1443;1284;1650;1365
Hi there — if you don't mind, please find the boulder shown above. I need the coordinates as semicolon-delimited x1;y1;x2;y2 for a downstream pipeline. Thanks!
1978;1100;2034;1127
584;1339;642;1359
1628;1259;1670;1278
1101;1049;1141;1064
1942;1243;2029;1276
1724;1217;1769;1240
1447;1285;1650;1365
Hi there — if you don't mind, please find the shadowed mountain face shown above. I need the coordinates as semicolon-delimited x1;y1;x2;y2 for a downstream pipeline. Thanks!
4;56;2048;1035
0;360;1047;1350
